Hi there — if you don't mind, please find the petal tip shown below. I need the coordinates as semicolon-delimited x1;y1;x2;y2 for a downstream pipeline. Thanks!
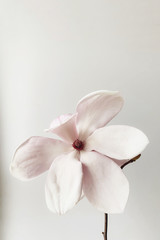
9;163;30;181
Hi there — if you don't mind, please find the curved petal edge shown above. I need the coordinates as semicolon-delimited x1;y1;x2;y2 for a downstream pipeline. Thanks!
76;90;124;140
10;136;71;181
45;151;83;214
86;125;149;160
81;151;129;213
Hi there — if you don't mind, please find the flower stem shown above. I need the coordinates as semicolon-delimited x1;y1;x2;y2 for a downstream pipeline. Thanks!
102;213;108;240
121;154;141;169
102;154;141;239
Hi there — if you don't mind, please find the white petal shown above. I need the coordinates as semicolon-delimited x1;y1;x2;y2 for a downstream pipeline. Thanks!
46;114;78;144
10;137;71;180
76;90;124;140
45;151;83;214
49;114;73;129
86;125;149;160
81;151;129;213
112;159;129;167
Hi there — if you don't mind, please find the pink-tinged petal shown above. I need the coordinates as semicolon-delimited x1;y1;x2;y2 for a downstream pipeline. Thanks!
86;125;149;160
46;114;78;144
76;90;124;140
112;159;128;167
45;151;83;214
81;151;129;213
49;114;72;129
10;137;71;181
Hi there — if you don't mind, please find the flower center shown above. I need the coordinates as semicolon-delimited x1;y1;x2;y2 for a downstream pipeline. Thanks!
72;139;84;151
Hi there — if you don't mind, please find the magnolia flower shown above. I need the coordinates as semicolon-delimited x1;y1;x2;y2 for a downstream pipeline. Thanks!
10;91;149;215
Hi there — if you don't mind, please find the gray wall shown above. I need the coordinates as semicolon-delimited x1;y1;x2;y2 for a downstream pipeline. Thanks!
1;0;159;239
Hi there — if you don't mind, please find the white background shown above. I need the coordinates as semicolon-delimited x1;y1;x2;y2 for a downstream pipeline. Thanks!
0;0;160;239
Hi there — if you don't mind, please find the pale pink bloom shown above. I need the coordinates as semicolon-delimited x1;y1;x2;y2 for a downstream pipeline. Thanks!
10;90;149;214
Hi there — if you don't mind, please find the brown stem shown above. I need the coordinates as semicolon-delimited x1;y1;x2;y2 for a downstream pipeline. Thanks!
121;154;141;169
102;154;141;239
102;213;108;240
